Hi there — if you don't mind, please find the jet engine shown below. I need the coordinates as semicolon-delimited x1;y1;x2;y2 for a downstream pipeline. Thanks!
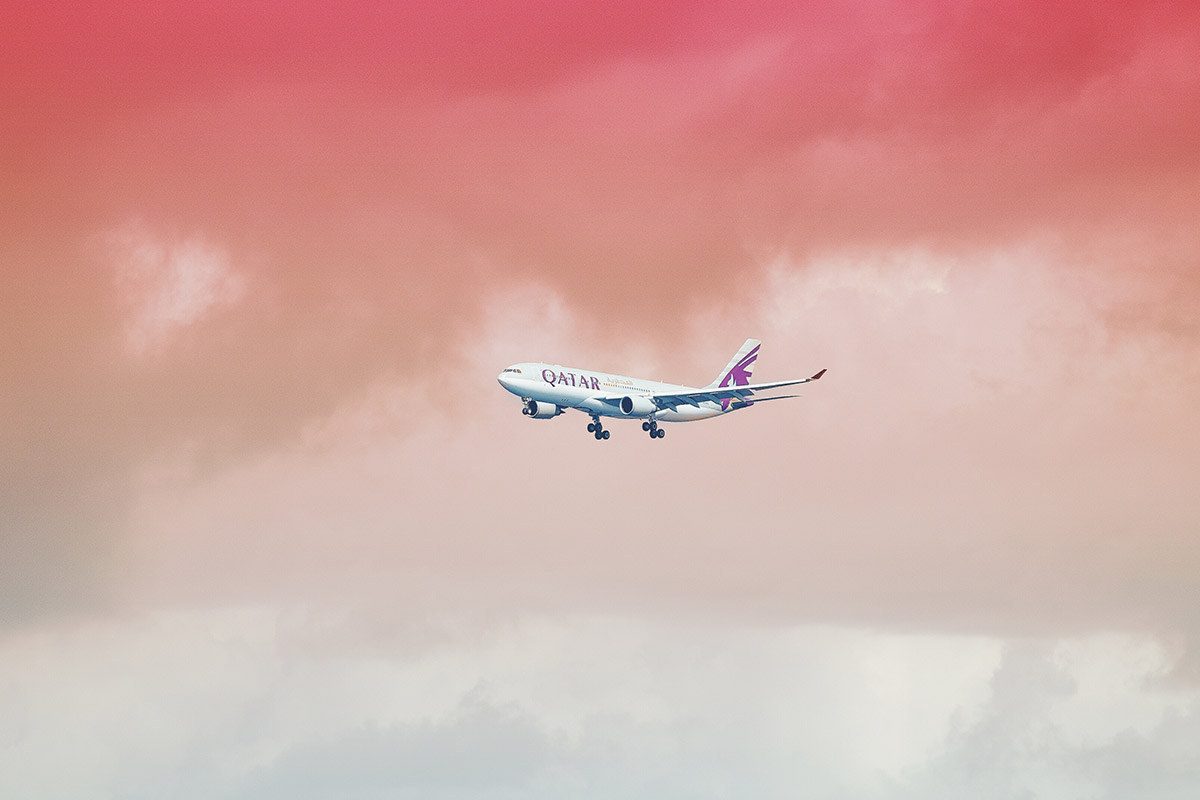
619;395;657;417
523;400;561;419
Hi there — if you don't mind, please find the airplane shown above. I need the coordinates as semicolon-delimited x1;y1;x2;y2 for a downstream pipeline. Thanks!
497;338;825;441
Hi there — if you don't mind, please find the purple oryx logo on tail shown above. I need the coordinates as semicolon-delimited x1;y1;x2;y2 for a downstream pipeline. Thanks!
717;343;759;410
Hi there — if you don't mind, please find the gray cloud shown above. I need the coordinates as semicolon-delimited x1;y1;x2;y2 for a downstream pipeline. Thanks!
234;690;552;800
900;642;1200;800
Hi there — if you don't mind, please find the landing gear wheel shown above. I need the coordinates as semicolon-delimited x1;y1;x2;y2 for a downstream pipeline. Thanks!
587;422;595;433
642;421;650;431
655;427;665;438
594;430;603;440
602;430;610;440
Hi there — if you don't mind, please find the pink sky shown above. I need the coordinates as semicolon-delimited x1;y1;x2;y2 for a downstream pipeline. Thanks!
3;2;1200;796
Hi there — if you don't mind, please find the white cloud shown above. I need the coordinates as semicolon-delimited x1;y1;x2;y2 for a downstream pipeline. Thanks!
105;220;246;356
1;610;1195;799
900;640;1200;800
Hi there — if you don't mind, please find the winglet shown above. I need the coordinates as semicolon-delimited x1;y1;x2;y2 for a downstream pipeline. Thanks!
811;368;827;380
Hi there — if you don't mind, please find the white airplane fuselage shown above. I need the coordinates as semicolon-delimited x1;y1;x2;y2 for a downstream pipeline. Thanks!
498;363;726;423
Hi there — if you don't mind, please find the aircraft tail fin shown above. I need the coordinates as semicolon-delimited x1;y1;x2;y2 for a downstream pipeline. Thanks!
707;338;761;389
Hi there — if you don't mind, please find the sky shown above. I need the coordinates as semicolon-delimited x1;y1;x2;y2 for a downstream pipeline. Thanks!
2;1;1199;797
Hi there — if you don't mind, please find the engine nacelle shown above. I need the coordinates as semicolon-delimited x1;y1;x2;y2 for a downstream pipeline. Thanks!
523;399;561;419
619;395;657;417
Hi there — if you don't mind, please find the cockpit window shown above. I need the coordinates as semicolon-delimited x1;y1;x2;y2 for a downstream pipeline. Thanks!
503;368;522;374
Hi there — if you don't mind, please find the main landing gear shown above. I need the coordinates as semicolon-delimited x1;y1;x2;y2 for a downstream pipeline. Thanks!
641;420;665;439
584;417;665;441
587;417;610;441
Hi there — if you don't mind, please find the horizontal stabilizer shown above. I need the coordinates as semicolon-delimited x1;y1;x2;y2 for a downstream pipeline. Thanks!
744;393;800;403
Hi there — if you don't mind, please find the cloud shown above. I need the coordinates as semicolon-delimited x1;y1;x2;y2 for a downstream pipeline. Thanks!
901;640;1200;800
2;608;1195;799
238;692;551;800
105;221;246;356
8;1;1198;333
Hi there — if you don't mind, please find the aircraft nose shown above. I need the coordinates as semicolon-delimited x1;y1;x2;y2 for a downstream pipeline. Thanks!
497;372;513;390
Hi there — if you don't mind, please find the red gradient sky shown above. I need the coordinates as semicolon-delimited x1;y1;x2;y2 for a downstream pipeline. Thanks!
3;2;1200;796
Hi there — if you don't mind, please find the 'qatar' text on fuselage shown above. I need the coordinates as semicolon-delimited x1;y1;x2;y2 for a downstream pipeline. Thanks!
541;369;601;390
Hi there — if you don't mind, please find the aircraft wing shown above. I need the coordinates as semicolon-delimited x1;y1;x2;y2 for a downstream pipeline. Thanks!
649;369;826;411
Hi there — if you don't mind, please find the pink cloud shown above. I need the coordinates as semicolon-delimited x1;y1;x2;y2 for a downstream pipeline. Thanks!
2;0;1198;656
